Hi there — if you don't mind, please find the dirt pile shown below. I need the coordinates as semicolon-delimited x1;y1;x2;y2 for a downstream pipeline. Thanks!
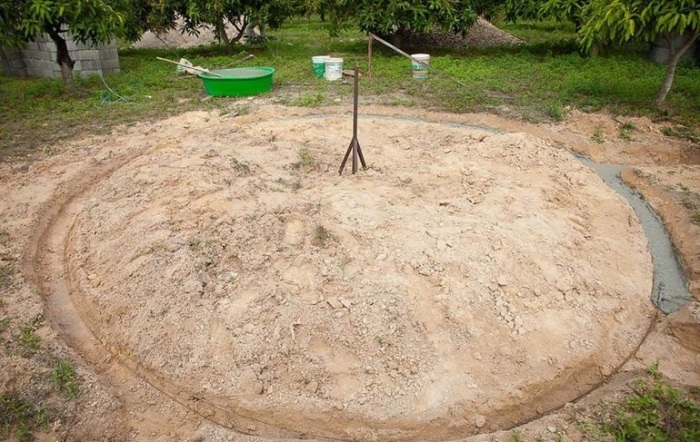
49;110;654;440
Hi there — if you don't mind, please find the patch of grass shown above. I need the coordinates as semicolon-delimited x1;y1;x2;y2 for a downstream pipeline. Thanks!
0;392;50;441
583;363;700;442
0;317;11;336
661;125;700;144
296;147;315;169
19;324;40;354
619;121;636;140
545;100;566;122
591;125;605;143
51;359;80;400
496;19;577;44
291;91;325;107
1;17;700;158
691;212;700;225
390;96;415;107
235;105;251;116
508;431;524;442
0;264;13;289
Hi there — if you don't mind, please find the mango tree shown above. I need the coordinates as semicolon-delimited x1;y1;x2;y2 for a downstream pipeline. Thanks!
579;0;700;105
0;0;125;84
314;0;501;38
504;0;589;30
127;0;299;54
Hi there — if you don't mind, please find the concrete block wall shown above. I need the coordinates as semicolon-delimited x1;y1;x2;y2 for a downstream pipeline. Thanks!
1;34;119;79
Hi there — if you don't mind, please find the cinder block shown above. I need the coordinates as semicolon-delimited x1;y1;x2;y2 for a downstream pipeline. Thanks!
1;30;121;79
12;59;27;70
79;60;94;70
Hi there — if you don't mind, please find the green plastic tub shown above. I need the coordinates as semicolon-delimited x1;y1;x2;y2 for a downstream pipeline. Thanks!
199;67;275;97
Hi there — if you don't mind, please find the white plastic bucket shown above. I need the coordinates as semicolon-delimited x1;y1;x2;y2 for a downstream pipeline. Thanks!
311;55;329;78
324;57;343;81
411;53;430;79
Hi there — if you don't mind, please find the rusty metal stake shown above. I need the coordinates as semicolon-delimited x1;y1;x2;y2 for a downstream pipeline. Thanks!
339;65;366;175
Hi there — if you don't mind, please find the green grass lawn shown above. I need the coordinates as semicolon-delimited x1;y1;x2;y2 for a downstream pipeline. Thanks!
1;17;699;156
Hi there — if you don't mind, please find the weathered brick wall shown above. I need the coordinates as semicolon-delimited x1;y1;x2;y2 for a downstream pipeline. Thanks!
1;34;119;78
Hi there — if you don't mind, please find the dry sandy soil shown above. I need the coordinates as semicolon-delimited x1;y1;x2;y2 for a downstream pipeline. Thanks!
0;103;699;441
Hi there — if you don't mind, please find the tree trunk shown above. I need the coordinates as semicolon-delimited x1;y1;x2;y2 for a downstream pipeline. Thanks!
216;19;234;54
45;23;74;84
655;32;699;106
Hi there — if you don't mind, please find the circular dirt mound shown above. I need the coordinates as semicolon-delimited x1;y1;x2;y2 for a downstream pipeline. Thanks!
66;113;653;440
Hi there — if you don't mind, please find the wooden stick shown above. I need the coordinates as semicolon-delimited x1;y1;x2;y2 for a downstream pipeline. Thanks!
155;57;223;77
367;32;469;88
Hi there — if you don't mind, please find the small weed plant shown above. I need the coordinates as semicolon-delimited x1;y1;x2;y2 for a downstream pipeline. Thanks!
0;392;50;441
585;363;700;441
51;358;80;400
619;121;636;140
297;147;315;169
19;324;40;354
662;126;700;144
0;264;12;288
591;125;605;143
546;101;566;122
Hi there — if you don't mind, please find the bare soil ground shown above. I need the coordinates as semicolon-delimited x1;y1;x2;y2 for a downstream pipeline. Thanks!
1;102;699;441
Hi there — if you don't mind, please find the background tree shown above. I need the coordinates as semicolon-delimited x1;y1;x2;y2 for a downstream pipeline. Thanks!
504;0;589;30
0;0;125;84
579;0;700;105
126;0;299;54
314;0;502;39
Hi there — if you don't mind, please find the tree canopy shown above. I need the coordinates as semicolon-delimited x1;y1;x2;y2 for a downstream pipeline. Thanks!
314;0;502;37
124;0;300;53
579;0;700;105
0;0;125;83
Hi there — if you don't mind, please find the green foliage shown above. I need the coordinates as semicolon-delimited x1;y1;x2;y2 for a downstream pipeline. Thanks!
297;146;315;168
661;126;700;144
51;359;80;400
580;0;700;50
591;124;605;143
546;100;566;121
0;264;12;288
595;376;700;442
19;324;40;354
619;121;636;140
508;431;524;442
127;0;300;51
505;0;700;104
0;317;10;334
1;18;699;158
0;392;50;441
314;0;500;36
0;0;125;47
0;0;129;82
505;0;589;28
